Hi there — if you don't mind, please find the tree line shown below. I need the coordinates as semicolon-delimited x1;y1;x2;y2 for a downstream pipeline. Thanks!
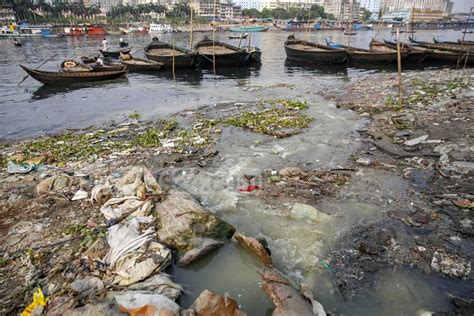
242;5;336;21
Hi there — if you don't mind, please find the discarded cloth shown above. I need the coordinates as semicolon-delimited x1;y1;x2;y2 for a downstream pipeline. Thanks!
127;274;183;301
118;166;163;197
239;185;260;192
103;217;155;266
100;196;152;221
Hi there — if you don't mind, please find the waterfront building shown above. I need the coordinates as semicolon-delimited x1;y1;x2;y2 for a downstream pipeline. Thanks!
380;8;410;21
324;0;360;21
234;0;323;11
189;0;242;20
0;5;16;23
358;0;380;20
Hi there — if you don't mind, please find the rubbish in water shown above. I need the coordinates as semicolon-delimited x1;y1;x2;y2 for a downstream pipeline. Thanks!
239;185;260;192
453;199;473;209
71;189;88;201
318;259;336;273
21;288;47;316
7;161;37;174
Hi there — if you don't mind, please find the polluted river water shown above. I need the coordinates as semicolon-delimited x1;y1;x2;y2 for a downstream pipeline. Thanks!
1;29;471;314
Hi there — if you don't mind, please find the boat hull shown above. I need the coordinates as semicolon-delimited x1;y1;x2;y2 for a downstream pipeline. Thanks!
100;48;131;58
144;40;197;69
194;38;258;67
229;26;268;32
20;65;127;85
284;38;346;64
121;57;163;72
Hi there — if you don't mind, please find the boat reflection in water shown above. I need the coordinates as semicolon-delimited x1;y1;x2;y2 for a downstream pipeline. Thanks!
30;77;129;100
284;59;348;76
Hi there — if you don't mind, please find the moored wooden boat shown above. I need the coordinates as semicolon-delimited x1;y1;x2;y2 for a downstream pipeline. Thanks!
194;36;258;66
386;39;472;64
100;48;131;58
433;37;474;46
120;55;164;71
372;39;426;62
20;64;128;85
284;36;346;64
144;38;197;69
343;44;400;63
78;56;127;72
409;36;473;53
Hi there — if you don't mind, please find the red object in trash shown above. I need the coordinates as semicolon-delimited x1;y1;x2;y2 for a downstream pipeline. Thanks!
239;185;260;192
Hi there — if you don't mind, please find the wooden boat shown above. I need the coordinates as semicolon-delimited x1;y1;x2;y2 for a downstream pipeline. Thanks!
343;30;357;35
433;37;474;46
284;36;346;64
371;39;426;62
194;36;258;66
119;41;129;48
14;40;22;47
229;26;268;32
100;48;131;58
120;55;163;71
409;36;473;52
19;64;127;85
229;33;248;39
77;57;127;72
144;38;197;69
386;39;472;64
342;44;400;63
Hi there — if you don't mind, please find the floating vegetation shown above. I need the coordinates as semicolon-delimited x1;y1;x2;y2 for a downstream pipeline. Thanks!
128;111;142;120
20;132;128;165
224;107;313;137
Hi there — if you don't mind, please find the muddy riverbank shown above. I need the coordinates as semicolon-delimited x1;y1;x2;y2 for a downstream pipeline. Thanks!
0;68;473;315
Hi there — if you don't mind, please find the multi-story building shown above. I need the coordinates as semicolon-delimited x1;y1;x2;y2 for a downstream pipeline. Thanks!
380;8;410;20
234;0;322;11
412;8;443;21
0;5;15;23
190;0;242;20
359;0;380;20
324;0;360;21
91;0;122;12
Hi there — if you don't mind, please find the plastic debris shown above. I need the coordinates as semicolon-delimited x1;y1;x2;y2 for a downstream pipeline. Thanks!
70;277;104;296
71;190;88;201
21;288;47;316
90;184;113;205
239;185;260;192
7;161;37;174
291;203;332;222
104;217;156;266
127;274;183;301
405;135;429;146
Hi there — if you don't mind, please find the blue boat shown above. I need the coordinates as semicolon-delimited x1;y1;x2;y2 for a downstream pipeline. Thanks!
229;26;268;32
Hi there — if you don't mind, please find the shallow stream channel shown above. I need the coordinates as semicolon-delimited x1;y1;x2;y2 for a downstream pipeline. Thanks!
162;93;448;315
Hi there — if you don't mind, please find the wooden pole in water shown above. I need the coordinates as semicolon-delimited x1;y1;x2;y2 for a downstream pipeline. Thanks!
172;37;176;81
396;28;403;110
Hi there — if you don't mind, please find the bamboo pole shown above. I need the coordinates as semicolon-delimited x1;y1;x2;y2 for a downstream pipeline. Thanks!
189;1;194;49
396;28;403;110
172;37;176;81
457;6;472;68
212;0;217;76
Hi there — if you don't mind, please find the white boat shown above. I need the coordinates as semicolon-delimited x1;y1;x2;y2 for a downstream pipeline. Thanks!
149;23;172;34
0;25;55;38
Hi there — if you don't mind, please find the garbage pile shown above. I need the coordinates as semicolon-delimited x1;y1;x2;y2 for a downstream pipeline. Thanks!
0;164;326;315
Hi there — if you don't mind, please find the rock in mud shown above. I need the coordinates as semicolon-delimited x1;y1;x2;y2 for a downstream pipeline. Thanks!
234;232;272;267
258;268;325;316
189;289;247;316
430;249;471;279
154;190;236;266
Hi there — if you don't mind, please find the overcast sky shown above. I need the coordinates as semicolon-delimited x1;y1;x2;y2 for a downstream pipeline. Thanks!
452;0;472;13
